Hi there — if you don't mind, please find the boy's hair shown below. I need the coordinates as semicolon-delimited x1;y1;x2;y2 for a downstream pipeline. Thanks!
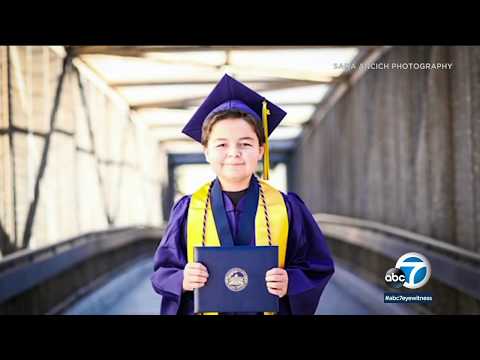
201;110;266;147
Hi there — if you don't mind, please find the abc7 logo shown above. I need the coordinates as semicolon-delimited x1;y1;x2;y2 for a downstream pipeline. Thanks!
385;252;431;289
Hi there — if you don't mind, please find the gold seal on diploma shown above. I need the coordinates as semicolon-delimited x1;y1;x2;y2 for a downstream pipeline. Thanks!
225;267;248;292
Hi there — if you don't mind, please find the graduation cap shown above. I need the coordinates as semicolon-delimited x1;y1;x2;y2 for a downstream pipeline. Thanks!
182;74;287;180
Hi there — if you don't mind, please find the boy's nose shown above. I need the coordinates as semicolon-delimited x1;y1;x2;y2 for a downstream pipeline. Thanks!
227;149;241;157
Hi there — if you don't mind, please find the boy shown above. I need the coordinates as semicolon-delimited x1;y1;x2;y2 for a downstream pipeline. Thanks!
151;74;334;315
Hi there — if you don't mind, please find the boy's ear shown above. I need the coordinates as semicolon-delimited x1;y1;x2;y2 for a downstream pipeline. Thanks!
258;144;265;160
204;147;210;163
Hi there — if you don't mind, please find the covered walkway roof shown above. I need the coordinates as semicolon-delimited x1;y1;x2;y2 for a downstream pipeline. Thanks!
71;46;378;150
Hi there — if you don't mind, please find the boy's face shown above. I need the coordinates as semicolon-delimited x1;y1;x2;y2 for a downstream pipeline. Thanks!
204;118;264;184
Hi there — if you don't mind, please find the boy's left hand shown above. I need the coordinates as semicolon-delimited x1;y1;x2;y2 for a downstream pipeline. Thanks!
265;268;288;298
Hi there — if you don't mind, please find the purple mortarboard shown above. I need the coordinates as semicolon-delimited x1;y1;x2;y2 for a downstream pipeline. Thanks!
182;74;287;180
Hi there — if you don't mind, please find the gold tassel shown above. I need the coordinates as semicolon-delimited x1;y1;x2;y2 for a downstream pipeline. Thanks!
262;100;270;180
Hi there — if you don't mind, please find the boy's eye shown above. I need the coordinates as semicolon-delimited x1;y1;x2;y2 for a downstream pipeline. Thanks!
241;143;252;147
216;144;225;148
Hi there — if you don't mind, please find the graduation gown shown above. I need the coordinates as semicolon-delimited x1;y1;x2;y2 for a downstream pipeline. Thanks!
150;186;335;315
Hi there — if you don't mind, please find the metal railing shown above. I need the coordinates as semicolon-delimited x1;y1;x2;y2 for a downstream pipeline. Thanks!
315;213;480;263
0;225;163;304
315;213;480;302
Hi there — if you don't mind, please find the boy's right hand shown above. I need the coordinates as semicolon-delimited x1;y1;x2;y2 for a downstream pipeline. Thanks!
182;262;209;291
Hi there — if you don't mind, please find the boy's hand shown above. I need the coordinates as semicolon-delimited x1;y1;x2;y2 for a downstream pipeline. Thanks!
183;262;209;291
265;268;288;298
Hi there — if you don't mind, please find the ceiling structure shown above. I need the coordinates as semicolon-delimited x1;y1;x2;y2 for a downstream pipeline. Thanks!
70;46;378;152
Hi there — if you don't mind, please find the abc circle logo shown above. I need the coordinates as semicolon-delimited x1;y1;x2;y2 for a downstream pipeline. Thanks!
385;252;431;289
385;268;406;289
395;252;431;289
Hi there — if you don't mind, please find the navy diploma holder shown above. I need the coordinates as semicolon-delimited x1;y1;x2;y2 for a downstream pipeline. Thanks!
194;246;279;314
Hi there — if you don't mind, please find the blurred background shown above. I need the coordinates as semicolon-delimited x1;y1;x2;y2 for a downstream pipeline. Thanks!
0;46;479;315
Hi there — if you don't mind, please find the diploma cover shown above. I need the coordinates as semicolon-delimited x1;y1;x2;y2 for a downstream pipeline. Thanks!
194;246;279;313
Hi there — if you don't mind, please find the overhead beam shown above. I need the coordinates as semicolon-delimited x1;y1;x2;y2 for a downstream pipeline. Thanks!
74;46;352;83
134;101;321;111
110;78;337;88
147;124;301;131
79;53;343;83
129;79;337;110
71;46;360;56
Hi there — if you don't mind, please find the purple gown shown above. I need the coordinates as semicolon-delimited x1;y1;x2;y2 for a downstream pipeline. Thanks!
151;191;335;315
